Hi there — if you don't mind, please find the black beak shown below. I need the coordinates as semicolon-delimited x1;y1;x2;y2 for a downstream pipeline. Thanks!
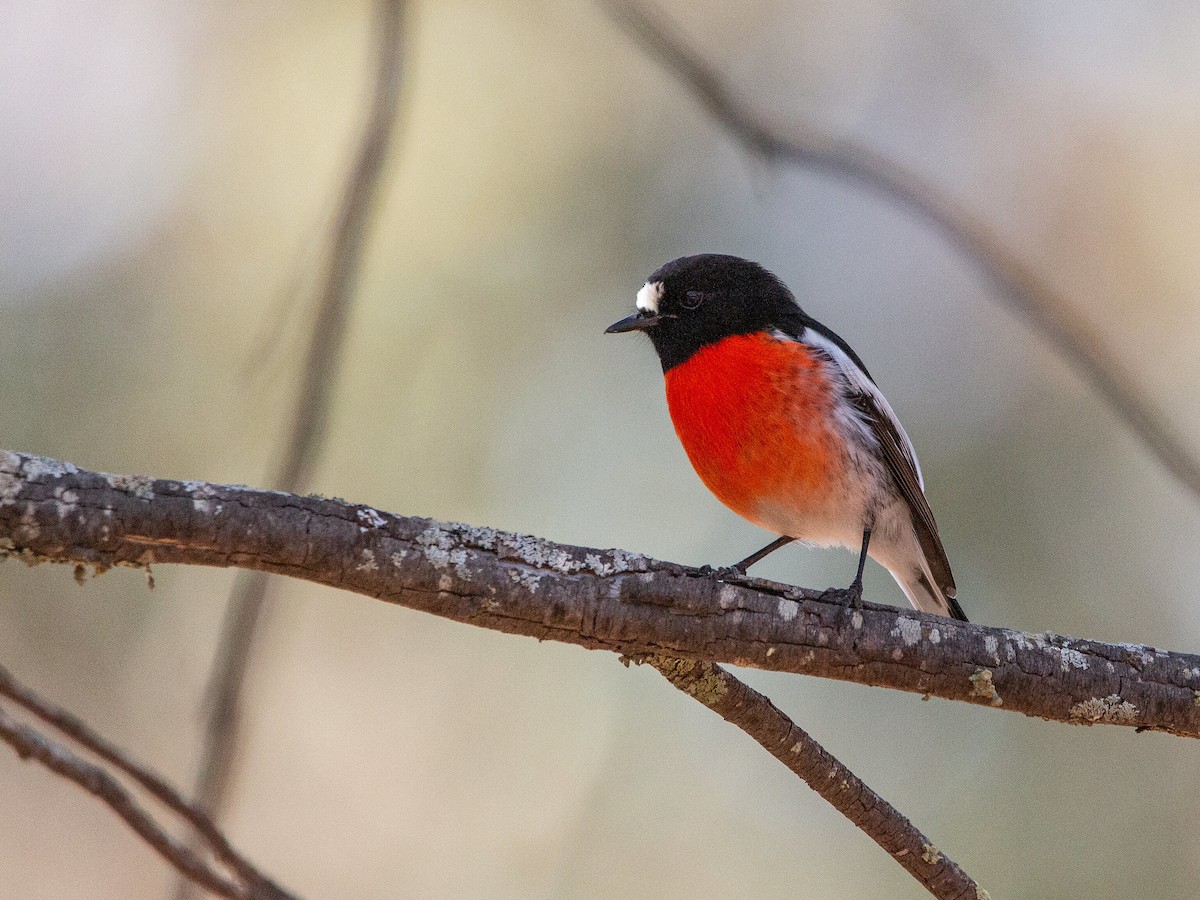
605;311;670;334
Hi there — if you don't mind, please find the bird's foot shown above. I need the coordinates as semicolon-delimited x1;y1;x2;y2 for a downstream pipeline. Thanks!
696;563;747;582
819;579;863;609
845;577;864;609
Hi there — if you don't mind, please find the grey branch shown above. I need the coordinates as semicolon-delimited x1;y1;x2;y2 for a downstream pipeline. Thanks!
598;0;1200;504
4;451;994;899
0;665;296;900
192;0;411;869
3;450;1197;741
646;657;980;898
0;705;286;900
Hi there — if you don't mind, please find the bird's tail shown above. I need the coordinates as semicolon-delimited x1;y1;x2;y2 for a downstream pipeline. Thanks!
891;566;969;622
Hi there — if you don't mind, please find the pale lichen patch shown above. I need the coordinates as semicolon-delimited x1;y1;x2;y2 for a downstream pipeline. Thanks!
108;473;155;500
584;548;645;576
851;610;863;629
507;568;544;591
969;668;1003;706
54;488;79;518
421;522;647;580
0;467;21;504
418;525;470;575
355;549;379;573
606;548;648;573
21;455;79;481
921;844;942;865
583;553;612;575
1114;642;1159;670
983;635;999;663
504;533;580;573
892;616;922;647
17;503;40;540
1058;647;1090;672
1070;694;1138;725
716;584;741;610
1011;631;1049;653
182;483;222;515
356;507;387;529
777;598;799;621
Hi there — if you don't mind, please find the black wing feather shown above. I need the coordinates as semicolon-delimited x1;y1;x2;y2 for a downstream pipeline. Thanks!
846;391;958;600
784;313;958;602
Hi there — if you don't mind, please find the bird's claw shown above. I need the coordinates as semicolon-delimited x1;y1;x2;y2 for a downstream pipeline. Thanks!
818;581;863;609
697;563;747;581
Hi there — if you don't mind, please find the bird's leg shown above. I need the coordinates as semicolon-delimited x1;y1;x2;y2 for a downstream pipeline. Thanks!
733;535;795;574
699;535;794;579
845;528;872;607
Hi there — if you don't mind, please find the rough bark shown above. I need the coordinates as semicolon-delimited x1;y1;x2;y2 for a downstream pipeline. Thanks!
646;657;980;898
3;450;1198;738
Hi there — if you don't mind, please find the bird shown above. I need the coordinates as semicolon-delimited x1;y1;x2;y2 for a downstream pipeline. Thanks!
606;253;966;621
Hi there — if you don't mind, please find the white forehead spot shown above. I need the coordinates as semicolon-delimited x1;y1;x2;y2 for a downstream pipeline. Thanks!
636;281;663;314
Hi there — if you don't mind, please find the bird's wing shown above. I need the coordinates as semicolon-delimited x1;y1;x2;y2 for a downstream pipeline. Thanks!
796;323;957;600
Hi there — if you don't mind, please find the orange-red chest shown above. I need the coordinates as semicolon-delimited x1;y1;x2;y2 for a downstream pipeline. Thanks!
663;332;844;526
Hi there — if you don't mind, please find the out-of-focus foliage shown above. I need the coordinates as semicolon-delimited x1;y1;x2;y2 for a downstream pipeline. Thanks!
2;1;1199;897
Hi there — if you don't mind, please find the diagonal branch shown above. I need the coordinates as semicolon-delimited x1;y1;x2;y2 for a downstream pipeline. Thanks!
193;0;411;855
3;450;1198;740
647;657;980;899
0;706;272;900
598;0;1200;503
0;665;296;900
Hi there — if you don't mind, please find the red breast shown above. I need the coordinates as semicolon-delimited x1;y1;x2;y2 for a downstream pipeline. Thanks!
663;332;845;528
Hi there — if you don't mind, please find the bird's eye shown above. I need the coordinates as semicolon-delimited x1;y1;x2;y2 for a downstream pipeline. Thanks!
681;290;704;310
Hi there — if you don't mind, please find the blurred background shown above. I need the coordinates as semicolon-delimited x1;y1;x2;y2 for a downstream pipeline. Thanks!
2;1;1200;897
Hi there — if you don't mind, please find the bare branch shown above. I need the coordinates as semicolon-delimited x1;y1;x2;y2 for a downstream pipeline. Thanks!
194;0;411;851
0;706;254;900
647;657;980;899
0;665;296;900
598;0;1200;503
3;450;1197;739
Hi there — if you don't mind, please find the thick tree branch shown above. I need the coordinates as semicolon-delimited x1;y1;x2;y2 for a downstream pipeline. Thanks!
646;657;979;899
3;450;1198;740
598;0;1200;504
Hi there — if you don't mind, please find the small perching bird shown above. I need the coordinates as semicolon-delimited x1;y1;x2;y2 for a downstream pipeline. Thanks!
606;254;966;621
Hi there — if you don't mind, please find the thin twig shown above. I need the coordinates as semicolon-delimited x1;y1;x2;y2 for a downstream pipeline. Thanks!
3;451;1198;739
191;0;410;852
598;0;1200;502
0;665;296;900
0;706;252;900
646;657;981;899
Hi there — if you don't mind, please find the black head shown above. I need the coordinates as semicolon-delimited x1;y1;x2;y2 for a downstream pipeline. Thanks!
605;254;806;371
